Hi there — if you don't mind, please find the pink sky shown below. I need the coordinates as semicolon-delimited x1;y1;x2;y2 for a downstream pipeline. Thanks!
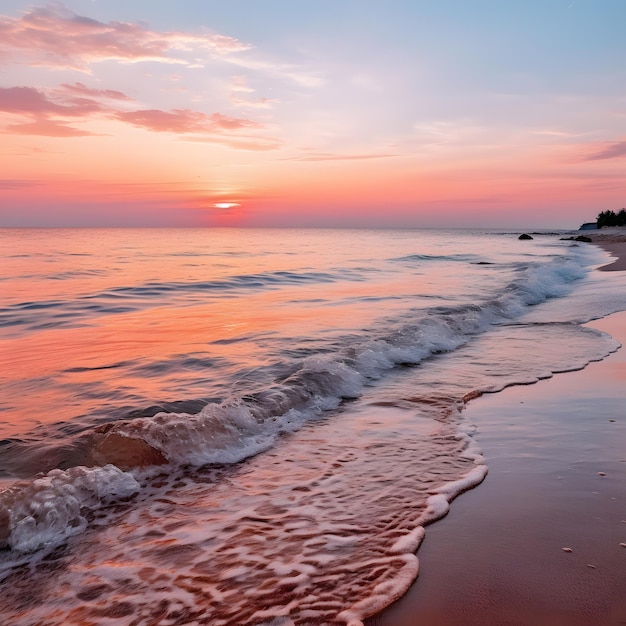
1;1;625;228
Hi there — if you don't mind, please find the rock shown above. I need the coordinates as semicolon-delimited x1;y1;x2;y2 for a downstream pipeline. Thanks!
518;233;534;240
574;235;592;242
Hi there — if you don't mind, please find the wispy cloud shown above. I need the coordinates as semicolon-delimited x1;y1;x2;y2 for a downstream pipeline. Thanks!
224;55;325;88
529;129;583;138
0;85;103;135
411;121;487;146
60;82;133;101
230;76;255;94
229;75;277;109
230;95;277;109
6;119;98;137
0;4;250;70
283;151;398;162
0;179;44;189
115;109;260;134
182;134;282;151
0;86;102;116
584;139;626;160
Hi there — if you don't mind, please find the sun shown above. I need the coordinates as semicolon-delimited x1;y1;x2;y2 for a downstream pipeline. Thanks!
213;202;240;209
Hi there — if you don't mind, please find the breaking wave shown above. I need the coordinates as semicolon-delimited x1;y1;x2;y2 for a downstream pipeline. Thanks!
0;250;600;555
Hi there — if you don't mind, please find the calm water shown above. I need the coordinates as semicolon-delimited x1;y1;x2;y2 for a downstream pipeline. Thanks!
1;228;625;625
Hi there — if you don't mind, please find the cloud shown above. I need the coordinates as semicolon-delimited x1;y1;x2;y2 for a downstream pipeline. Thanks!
5;119;97;137
230;95;277;109
60;82;132;101
114;108;260;134
224;56;325;88
529;129;582;138
0;179;43;189
0;4;250;69
0;85;106;135
411;121;487;146
0;84;273;145
182;134;282;151
584;140;626;160
284;151;399;162
214;136;281;151
228;75;277;108
0;86;102;116
230;76;255;93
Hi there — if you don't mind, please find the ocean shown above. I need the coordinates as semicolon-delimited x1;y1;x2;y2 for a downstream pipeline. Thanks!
1;227;625;625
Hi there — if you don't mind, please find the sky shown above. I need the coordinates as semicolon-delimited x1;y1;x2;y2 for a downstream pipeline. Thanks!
0;0;625;228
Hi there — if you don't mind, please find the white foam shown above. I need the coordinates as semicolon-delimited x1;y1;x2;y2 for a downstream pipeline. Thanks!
336;555;418;626
389;526;425;554
2;464;139;552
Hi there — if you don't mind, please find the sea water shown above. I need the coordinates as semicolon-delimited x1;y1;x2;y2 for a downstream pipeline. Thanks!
1;228;625;625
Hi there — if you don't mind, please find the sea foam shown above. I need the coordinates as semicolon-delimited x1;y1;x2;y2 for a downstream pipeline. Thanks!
0;465;139;552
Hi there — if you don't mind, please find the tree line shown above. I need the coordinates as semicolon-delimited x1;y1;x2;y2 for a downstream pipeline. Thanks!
596;209;626;228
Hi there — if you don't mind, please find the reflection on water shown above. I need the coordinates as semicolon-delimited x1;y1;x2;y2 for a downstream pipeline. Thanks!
0;228;624;624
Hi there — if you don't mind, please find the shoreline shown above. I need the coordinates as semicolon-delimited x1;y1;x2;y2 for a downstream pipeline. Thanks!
587;227;626;271
366;240;626;626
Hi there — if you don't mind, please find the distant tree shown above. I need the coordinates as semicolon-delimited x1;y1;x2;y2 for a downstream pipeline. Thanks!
596;210;616;228
595;209;626;228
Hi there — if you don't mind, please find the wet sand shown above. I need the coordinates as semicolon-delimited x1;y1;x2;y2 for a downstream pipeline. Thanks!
366;254;626;625
596;242;626;272
589;227;626;271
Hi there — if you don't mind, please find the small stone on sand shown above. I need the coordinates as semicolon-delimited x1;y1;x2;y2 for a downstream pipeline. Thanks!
562;547;573;553
597;472;607;476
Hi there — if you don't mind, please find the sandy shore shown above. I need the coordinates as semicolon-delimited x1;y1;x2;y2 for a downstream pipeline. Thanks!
586;226;626;244
595;242;626;272
597;244;626;272
366;251;626;625
587;227;626;271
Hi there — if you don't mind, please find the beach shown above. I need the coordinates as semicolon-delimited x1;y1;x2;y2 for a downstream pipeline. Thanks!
589;228;626;272
367;236;626;626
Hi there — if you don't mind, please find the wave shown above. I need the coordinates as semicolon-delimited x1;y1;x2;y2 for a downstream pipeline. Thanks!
392;252;482;263
0;465;139;552
0;249;602;553
0;269;364;334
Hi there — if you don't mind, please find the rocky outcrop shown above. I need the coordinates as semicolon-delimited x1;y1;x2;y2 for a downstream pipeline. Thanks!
560;235;592;243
